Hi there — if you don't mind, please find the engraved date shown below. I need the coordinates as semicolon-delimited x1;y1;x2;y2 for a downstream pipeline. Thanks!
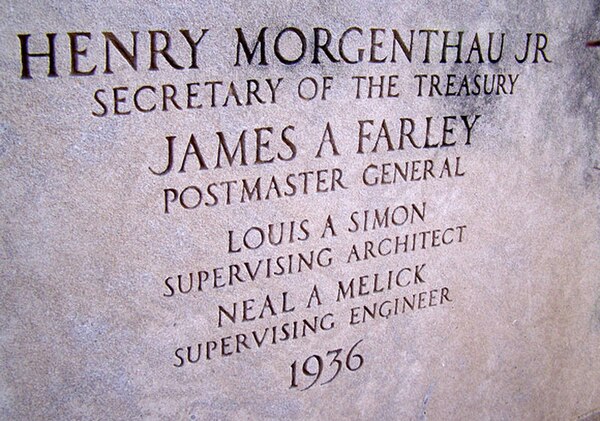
289;339;364;391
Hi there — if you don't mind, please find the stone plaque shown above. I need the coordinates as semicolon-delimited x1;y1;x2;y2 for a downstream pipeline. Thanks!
1;1;599;419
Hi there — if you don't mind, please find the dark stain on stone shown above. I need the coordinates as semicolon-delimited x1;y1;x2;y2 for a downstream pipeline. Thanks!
417;382;435;421
578;409;600;421
593;295;600;332
566;2;600;183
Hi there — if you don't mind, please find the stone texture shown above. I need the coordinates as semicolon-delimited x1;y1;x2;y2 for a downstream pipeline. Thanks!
0;1;599;420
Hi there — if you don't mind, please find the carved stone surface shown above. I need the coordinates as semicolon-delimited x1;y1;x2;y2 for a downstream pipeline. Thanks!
1;1;599;419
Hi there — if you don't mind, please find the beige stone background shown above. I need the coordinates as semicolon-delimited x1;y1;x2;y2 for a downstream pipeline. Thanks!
0;1;599;420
